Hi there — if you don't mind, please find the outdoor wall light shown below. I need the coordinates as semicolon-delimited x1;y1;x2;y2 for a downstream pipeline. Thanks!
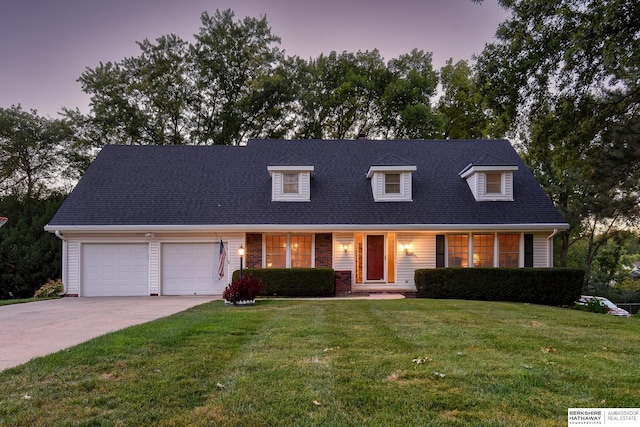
403;243;413;256
342;243;349;254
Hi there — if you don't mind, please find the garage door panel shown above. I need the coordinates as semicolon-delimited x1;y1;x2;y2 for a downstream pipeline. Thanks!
82;244;149;297
162;243;227;295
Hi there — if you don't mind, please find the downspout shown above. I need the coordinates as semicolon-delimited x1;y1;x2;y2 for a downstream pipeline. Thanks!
53;230;68;296
547;229;558;268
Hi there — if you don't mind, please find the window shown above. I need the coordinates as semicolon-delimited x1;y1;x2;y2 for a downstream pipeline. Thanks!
265;234;313;268
384;173;401;194
448;235;469;267
291;235;312;268
485;173;502;194
283;173;299;194
499;234;519;267
473;234;494;267
265;235;286;268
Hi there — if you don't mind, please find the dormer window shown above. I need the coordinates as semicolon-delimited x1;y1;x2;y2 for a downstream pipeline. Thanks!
485;172;502;194
459;153;518;202
366;154;416;202
384;173;401;194
268;154;314;202
283;173;299;194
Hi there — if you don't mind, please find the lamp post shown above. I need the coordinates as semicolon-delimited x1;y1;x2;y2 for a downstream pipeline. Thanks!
238;244;244;279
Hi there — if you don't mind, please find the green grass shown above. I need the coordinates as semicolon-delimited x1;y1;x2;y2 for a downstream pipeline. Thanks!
0;298;41;306
1;299;639;426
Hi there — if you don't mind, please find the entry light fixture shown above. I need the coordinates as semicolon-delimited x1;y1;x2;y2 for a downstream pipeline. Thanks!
238;245;245;279
403;243;413;256
342;243;349;254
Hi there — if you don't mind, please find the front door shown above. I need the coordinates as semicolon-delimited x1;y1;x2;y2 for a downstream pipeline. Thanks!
366;235;385;281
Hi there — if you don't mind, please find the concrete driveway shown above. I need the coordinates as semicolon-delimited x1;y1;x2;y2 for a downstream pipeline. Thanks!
0;296;216;371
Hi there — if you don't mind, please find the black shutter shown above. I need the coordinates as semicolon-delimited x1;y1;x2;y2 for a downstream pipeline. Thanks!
436;235;445;268
524;234;534;268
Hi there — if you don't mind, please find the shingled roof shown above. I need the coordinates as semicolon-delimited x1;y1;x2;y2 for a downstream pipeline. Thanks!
46;139;568;230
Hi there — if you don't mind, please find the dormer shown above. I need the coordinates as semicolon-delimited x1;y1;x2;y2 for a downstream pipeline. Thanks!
459;153;518;201
366;154;416;202
268;154;314;202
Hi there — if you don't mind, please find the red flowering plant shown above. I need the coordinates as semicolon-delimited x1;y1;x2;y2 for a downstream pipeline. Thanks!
223;276;264;305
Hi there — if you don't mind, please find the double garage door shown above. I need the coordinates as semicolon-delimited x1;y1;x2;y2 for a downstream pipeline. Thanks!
81;243;228;296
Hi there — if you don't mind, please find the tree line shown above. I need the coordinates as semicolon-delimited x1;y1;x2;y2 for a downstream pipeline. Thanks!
1;2;639;298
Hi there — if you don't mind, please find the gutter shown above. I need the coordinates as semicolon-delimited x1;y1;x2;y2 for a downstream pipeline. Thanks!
52;230;67;295
44;222;571;233
547;228;558;267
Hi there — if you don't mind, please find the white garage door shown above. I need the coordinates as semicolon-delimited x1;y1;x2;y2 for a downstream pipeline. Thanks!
162;243;228;295
82;244;149;297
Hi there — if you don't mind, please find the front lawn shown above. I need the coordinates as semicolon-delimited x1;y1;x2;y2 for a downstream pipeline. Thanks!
1;299;638;426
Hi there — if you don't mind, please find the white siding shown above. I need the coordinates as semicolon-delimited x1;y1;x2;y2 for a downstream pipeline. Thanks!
333;233;354;282
66;240;81;295
148;240;160;295
533;234;549;267
504;172;514;200
396;233;435;287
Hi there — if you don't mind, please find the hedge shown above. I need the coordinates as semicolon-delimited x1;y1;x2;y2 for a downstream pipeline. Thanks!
232;268;335;297
415;268;584;306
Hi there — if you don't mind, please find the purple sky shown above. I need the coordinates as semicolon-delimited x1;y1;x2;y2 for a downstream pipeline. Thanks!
0;0;507;117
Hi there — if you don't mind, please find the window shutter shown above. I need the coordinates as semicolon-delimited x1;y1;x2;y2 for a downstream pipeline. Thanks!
524;234;534;268
436;235;445;268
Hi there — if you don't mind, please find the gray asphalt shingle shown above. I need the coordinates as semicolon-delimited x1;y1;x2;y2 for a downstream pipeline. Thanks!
47;139;567;227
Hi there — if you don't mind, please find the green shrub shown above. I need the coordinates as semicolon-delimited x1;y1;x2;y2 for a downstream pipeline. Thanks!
232;268;335;297
33;279;64;299
415;268;584;306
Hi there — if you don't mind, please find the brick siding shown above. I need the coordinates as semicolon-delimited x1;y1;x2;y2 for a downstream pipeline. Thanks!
315;233;333;268
335;270;352;296
246;233;262;268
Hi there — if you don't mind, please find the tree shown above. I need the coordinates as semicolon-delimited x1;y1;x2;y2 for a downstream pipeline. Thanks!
0;106;72;199
189;10;294;145
382;49;442;138
293;50;390;139
475;0;640;273
437;59;490;139
77;9;294;146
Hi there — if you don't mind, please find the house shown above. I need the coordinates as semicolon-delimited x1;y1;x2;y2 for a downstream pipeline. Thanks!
45;139;569;297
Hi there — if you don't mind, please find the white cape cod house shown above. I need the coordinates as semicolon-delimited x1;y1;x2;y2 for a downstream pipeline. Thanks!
45;139;569;297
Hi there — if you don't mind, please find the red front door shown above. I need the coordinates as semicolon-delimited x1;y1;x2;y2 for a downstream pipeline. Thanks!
366;235;385;281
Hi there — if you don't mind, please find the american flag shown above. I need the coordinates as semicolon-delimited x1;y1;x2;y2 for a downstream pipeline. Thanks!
218;240;227;279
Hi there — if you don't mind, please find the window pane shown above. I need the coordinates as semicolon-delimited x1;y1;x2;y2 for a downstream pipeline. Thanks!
486;173;501;194
385;173;400;193
283;173;299;194
473;234;494;267
291;235;312;268
266;235;286;268
448;235;468;267
499;234;519;267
